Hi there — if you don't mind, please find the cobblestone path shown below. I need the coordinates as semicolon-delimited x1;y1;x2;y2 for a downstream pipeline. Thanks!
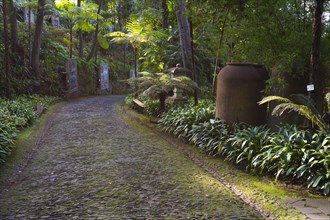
0;96;262;219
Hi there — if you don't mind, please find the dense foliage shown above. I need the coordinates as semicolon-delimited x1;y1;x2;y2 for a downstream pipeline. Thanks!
1;1;329;100
0;95;59;163
159;101;330;195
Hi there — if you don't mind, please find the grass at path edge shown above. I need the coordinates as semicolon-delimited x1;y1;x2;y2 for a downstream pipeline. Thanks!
0;101;67;191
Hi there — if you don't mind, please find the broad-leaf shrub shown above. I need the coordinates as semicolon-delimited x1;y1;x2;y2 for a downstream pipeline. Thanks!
0;122;17;163
224;125;271;170
159;101;330;195
2;100;36;126
187;120;231;155
0;95;59;164
159;100;215;138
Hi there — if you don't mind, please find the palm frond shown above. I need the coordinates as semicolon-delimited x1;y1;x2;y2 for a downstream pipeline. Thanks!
259;94;328;133
290;94;319;115
258;96;291;105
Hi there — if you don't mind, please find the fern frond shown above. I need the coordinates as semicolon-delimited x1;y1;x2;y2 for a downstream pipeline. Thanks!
105;31;127;37
126;20;143;35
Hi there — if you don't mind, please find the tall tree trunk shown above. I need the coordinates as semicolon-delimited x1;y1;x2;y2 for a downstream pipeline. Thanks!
31;0;46;92
310;0;324;112
78;0;83;58
87;0;103;61
8;0;20;54
175;0;193;71
189;19;198;105
2;0;13;99
161;0;169;29
28;4;32;66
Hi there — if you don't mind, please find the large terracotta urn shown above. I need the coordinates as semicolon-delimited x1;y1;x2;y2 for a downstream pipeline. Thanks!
216;63;268;125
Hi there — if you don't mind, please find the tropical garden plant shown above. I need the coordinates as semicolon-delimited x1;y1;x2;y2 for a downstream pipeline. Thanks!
259;94;329;134
128;71;196;112
159;99;330;195
159;99;215;137
106;18;167;77
0;95;59;164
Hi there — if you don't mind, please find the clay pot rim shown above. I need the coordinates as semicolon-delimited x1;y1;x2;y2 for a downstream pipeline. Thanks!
226;62;263;67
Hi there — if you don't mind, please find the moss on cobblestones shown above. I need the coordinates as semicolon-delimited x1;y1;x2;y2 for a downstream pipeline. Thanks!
122;104;321;220
0;96;262;219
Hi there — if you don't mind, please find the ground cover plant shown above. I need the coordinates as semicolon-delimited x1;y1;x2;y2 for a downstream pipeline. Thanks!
157;100;330;195
0;95;59;163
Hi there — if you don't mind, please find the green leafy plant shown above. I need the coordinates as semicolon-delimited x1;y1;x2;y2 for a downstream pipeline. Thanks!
0;95;59;164
143;99;161;117
252;125;307;178
0;123;17;163
106;19;166;77
159;99;215;138
128;71;196;112
187;119;230;155
221;125;271;170
296;134;330;195
159;101;330;195
259;94;329;133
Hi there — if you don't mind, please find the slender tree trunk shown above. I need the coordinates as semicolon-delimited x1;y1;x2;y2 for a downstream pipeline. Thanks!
123;44;126;77
70;21;73;58
159;92;166;112
189;19;198;105
87;0;103;61
3;0;13;99
161;0;169;29
175;0;193;71
8;0;20;54
31;0;46;91
212;7;230;96
134;47;137;78
310;0;324;112
128;0;133;15
78;0;83;58
28;3;32;66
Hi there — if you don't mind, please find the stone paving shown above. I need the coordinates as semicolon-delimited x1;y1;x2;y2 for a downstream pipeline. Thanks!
286;198;330;220
0;96;262;219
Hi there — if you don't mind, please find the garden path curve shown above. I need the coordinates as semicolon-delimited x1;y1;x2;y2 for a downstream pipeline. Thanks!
0;96;262;219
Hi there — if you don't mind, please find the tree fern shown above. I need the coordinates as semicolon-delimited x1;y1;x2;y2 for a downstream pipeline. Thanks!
128;72;197;111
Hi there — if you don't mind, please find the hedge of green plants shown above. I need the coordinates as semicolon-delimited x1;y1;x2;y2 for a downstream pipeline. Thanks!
0;95;59;163
159;101;330;195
